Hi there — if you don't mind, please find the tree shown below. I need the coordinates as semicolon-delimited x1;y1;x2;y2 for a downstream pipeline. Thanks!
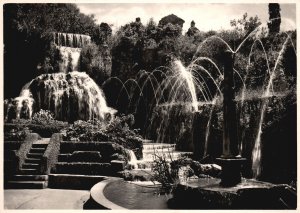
94;22;112;45
230;13;261;39
268;3;281;34
145;18;158;40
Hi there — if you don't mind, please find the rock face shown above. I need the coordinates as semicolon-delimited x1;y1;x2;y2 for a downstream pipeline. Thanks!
158;14;185;28
171;178;296;209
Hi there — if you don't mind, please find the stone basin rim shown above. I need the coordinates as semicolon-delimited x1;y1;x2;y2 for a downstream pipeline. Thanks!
90;177;127;210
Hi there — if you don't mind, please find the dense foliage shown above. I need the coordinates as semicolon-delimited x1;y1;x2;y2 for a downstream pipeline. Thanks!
6;110;68;137
80;42;112;84
4;125;30;141
63;114;144;158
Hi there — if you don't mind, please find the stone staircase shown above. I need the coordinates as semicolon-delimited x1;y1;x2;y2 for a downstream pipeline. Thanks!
133;143;193;169
6;138;50;189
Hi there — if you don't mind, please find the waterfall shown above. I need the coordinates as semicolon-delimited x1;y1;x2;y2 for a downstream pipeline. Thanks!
6;71;116;121
128;150;139;169
53;32;91;48
52;32;91;73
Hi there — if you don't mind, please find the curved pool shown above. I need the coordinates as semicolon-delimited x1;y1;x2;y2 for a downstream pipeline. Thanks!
103;180;172;209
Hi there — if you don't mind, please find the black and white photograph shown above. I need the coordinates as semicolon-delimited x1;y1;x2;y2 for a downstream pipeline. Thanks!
2;1;297;210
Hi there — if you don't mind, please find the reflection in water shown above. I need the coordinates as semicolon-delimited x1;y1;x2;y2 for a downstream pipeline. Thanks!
103;180;171;209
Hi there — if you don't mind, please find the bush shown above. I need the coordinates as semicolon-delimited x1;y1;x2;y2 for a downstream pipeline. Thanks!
63;114;143;159
32;109;55;122
6;110;68;137
28;124;66;137
4;123;31;141
152;153;180;194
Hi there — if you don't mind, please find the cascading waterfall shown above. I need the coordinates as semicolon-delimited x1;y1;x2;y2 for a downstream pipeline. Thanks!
6;71;116;121
53;32;91;48
52;32;91;72
128;150;139;169
127;143;184;170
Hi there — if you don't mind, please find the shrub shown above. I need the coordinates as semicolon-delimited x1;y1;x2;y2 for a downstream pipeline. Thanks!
32;109;55;122
6;110;68;137
63;114;143;159
30;124;66;137
152;153;179;194
4;129;29;141
4;123;31;141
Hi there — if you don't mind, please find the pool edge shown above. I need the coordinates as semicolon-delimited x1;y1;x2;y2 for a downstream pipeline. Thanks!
89;177;128;210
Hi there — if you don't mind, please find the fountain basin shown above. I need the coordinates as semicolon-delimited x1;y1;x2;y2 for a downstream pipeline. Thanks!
89;178;171;209
171;177;295;209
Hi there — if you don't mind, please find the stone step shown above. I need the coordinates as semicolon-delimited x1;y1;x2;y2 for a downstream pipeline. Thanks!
58;154;70;162
143;143;176;150
5;181;48;189
27;153;44;159
143;148;176;153
19;168;40;175
25;158;41;164
34;138;51;145
22;163;40;170
30;148;46;153
32;143;48;148
143;152;187;160
11;175;48;181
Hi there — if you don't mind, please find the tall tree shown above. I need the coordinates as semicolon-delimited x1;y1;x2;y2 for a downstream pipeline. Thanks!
230;13;261;39
268;3;281;34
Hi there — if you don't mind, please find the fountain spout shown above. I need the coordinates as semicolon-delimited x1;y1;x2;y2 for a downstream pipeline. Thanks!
216;51;246;187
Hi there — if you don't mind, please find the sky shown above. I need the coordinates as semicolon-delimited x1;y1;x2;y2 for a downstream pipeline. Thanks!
76;3;296;33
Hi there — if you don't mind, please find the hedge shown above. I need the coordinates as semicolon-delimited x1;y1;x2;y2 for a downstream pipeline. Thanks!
5;123;67;138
